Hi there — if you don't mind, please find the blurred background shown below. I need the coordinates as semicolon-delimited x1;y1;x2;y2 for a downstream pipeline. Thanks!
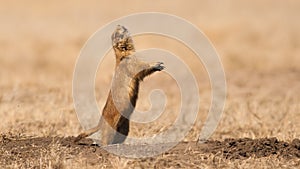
0;0;299;141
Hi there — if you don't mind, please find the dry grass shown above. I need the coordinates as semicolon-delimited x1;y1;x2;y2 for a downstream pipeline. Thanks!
0;0;299;168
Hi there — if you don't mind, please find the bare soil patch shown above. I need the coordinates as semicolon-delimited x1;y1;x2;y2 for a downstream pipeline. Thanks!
1;134;299;167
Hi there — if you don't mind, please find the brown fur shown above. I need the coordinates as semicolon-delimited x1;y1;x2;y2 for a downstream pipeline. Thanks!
75;25;164;145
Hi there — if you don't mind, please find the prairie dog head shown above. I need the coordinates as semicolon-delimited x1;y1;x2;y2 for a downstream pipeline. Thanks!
111;25;135;62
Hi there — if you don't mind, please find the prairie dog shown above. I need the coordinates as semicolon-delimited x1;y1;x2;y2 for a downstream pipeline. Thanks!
75;25;164;145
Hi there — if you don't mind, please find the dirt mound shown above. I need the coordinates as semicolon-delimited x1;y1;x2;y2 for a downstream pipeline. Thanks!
0;134;299;167
202;137;300;160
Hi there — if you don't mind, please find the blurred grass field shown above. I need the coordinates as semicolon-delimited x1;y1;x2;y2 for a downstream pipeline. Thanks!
0;0;299;168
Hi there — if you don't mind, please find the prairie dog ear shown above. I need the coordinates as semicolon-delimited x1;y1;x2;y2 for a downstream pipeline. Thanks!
111;25;133;47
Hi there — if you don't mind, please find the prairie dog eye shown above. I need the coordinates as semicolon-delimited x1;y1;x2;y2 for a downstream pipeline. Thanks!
127;44;132;49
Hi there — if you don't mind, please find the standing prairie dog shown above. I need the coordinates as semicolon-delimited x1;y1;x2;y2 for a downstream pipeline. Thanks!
75;25;164;145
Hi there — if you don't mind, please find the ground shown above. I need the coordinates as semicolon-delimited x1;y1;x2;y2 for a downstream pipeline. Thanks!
0;0;299;168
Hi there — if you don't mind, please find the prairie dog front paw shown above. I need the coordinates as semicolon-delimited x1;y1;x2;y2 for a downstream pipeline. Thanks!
152;62;165;71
